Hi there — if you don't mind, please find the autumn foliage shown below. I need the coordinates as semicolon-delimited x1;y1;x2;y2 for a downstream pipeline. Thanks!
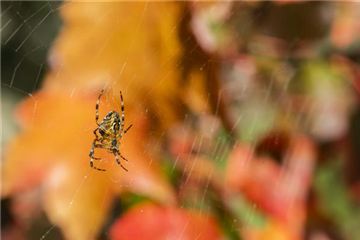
2;2;360;240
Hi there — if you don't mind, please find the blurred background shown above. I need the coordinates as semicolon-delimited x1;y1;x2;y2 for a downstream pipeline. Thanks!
1;1;360;240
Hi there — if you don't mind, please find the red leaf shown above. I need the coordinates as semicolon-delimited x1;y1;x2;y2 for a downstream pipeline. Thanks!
110;203;221;240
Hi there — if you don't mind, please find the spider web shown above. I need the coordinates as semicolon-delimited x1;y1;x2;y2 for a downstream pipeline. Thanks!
1;1;308;240
0;0;264;240
1;1;62;144
1;1;67;239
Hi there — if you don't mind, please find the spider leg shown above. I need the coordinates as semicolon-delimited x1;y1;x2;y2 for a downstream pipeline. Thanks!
120;124;132;138
95;88;105;126
94;144;106;148
93;128;101;140
120;91;125;131
89;150;103;160
89;140;106;171
92;143;109;156
114;151;128;171
116;150;128;162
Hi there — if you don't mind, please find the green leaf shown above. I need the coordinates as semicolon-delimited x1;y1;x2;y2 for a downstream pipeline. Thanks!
314;161;360;240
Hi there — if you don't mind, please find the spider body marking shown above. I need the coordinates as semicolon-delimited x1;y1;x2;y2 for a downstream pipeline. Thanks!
89;89;133;172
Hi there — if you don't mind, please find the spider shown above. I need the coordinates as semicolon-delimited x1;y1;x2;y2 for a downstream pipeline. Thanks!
89;89;132;172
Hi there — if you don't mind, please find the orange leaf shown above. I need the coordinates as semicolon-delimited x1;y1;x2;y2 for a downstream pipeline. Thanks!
2;89;175;240
47;2;186;130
